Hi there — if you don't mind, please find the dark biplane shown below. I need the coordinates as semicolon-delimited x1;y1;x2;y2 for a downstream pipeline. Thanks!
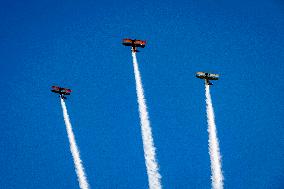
196;72;219;85
122;38;146;52
51;86;72;99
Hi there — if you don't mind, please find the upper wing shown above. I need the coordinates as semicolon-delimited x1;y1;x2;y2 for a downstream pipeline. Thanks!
196;72;206;79
122;39;133;46
62;88;72;95
52;86;60;89
123;38;132;43
134;40;146;47
65;89;72;93
51;86;60;91
208;74;219;80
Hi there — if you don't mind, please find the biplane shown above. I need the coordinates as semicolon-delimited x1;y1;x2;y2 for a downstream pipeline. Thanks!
196;72;219;85
122;38;146;52
51;86;72;99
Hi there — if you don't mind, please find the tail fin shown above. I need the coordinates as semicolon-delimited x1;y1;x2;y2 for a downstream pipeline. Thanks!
60;95;67;99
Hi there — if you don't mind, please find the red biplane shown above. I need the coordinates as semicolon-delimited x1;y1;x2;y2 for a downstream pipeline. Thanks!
122;38;146;52
51;86;72;99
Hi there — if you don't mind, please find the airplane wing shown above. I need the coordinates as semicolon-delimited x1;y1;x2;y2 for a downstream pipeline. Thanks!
196;72;206;79
65;89;72;93
196;72;205;75
208;74;219;80
52;86;60;89
51;86;60;91
123;38;132;42
60;88;72;95
134;40;146;47
122;39;133;46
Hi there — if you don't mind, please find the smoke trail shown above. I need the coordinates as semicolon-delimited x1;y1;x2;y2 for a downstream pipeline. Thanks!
205;84;224;189
132;52;162;189
60;98;90;189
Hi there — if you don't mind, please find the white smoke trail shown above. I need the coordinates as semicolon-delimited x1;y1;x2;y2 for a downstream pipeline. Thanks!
205;84;224;189
132;52;162;189
60;98;90;189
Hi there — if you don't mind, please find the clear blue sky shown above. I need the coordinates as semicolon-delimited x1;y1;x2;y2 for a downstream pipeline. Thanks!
0;0;283;188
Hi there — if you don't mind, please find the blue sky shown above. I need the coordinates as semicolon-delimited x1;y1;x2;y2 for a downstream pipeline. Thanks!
0;0;283;188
